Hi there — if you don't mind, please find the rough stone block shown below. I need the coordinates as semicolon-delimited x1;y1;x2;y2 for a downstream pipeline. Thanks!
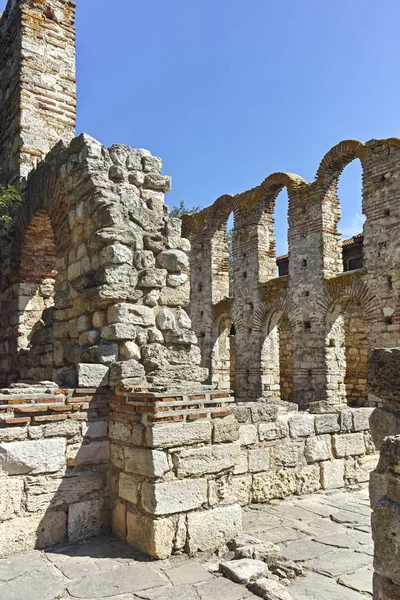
232;475;252;506
288;414;315;438
0;438;66;475
296;464;321;495
125;447;170;478
112;500;126;541
370;408;400;449
248;578;294;600
321;459;345;489
157;249;188;272
68;498;109;543
239;424;258;446
248;447;271;473
259;420;288;441
142;479;208;515
304;435;332;463
333;433;365;458
173;443;240;478
213;414;239;443
82;420;108;439
0;477;23;520
145;421;212;449
107;303;155;326
219;558;268;585
102;324;137;340
370;471;388;509
66;441;110;466
77;363;109;387
275;441;304;467
119;473;139;505
353;407;374;432
126;512;175;559
373;498;400;586
109;360;146;386
0;512;67;557
187;504;242;553
315;414;340;434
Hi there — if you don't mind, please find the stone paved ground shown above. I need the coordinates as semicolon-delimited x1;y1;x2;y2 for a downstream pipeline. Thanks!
0;485;372;600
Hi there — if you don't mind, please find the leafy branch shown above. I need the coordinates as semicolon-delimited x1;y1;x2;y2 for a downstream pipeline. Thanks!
0;184;21;229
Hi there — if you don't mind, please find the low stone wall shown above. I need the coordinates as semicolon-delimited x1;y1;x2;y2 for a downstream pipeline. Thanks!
231;402;378;505
0;384;110;556
109;388;242;559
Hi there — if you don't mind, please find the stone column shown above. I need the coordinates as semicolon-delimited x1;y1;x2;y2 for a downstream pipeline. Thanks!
109;388;242;559
368;348;400;599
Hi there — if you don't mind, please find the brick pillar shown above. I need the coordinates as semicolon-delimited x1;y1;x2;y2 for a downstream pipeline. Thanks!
0;0;76;184
368;348;400;599
109;388;242;559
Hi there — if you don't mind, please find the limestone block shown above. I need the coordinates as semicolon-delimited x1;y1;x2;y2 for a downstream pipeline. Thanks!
175;307;191;329
81;341;119;364
68;498;109;543
219;558;268;585
119;473;140;505
82;420;108;439
78;330;100;347
288;414;315;438
138;268;167;288
107;303;155;327
157;250;188;272
248;447;271;473
370;471;388;509
143;290;160;307
315;414;340;434
321;459;345;489
353;407;374;432
339;409;354;433
213;414;239;443
173;443;240;478
112;500;126;541
167;273;188;288
239;424;258;446
132;251;155;269
109;421;144;445
354;453;379;483
102;324;137;340
187;504;242;553
250;405;278;423
101;243;133;265
259;419;288;441
248;578;294;600
145;421;212;449
296;464;321;495
232;534;282;564
144;172;171;192
126;512;175;559
370;408;400;449
141;479;208;515
232;475;252;506
0;477;23;520
77;314;92;333
77;363;109;387
143;155;163;173
0;512;67;557
0;427;27;442
141;343;168;370
159;281;190;307
275;441;304;467
0;438;66;475
120;341;141;360
333;433;365;458
373;498;400;586
304;435;332;463
66;441;110;466
109;360;146;387
125;447;170;478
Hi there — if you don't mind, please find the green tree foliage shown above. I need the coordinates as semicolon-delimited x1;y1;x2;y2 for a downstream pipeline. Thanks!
169;199;202;218
0;184;21;228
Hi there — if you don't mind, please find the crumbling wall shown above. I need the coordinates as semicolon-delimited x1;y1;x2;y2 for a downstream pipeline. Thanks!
0;0;76;184
183;139;400;412
368;348;400;600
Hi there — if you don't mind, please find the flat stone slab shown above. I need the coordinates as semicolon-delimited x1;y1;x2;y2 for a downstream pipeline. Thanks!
165;563;213;585
0;567;65;600
196;577;255;599
281;539;332;562
339;567;373;594
289;573;367;599
302;549;371;578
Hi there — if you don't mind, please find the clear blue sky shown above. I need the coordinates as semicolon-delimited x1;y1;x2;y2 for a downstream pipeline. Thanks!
2;0;399;254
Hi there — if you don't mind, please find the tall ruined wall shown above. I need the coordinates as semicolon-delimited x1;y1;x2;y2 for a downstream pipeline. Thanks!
0;0;76;184
368;348;400;600
183;138;400;412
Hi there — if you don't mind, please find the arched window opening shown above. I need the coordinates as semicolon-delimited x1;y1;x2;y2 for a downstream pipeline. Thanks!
211;211;233;303
260;310;293;402
335;160;365;273
274;189;290;277
326;299;368;406
211;314;236;393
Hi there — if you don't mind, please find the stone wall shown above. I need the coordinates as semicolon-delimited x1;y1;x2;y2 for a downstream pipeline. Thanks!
183;140;400;412
0;0;76;185
231;402;377;505
0;383;110;556
368;348;400;600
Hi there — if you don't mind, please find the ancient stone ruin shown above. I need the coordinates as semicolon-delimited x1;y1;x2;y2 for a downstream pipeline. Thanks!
0;2;399;599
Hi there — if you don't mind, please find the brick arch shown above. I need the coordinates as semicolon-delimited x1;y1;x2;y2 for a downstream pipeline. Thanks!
252;297;300;332
8;163;71;285
233;171;305;223
315;139;367;191
318;276;380;323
